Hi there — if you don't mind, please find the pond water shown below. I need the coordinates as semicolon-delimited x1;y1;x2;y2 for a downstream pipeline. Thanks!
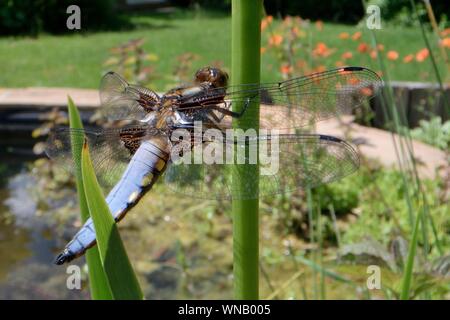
0;155;88;299
0;152;233;300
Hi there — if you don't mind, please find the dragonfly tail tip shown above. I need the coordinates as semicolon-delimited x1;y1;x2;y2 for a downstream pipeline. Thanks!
54;249;75;265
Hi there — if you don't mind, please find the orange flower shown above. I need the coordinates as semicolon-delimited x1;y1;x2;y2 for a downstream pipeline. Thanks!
260;47;267;54
441;28;450;37
291;26;305;38
313;42;334;57
280;64;293;75
370;50;377;59
347;77;361;85
314;65;326;73
283;16;292;26
416;48;429;62
341;51;353;60
296;59;306;69
387;50;399;60
335;60;345;67
261;15;274;31
351;31;362;41
377;44;385;51
360;87;373;97
269;34;283;47
441;37;450;48
261;19;269;31
339;32;349;40
403;54;414;63
315;20;323;31
357;42;369;53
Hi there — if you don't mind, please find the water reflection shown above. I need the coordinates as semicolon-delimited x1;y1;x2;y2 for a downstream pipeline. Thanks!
0;159;88;299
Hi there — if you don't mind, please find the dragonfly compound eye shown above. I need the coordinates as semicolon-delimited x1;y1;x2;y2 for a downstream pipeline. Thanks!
195;67;228;88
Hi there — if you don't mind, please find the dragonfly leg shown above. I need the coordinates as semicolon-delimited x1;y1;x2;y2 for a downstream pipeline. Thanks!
204;110;224;128
203;97;252;119
234;97;252;118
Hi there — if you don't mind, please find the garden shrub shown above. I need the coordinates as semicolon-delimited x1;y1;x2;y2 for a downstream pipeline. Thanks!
341;169;449;259
264;0;365;24
312;173;363;216
373;0;449;27
0;0;128;36
176;0;449;26
410;117;450;150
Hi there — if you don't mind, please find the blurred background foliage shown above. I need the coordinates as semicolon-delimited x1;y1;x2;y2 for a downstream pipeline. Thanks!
0;0;130;36
1;0;448;36
173;0;449;26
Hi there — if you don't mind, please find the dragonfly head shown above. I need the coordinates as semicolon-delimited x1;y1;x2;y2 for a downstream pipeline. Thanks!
195;66;228;88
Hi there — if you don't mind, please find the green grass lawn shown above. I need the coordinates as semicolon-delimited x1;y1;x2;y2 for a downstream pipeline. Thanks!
0;9;447;90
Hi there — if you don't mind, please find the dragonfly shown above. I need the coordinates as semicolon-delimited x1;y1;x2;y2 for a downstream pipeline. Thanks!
46;66;382;264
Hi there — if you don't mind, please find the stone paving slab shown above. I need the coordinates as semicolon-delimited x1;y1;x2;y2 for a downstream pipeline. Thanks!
0;87;99;109
315;117;447;180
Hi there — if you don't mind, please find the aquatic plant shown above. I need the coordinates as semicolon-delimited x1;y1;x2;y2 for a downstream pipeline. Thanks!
231;0;262;299
68;97;143;300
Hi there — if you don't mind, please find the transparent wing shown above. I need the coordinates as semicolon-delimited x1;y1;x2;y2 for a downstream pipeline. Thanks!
206;66;382;130
164;134;359;200
45;125;162;191
99;72;160;121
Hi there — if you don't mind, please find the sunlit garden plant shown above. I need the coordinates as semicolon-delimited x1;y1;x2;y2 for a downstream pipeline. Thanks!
20;1;450;301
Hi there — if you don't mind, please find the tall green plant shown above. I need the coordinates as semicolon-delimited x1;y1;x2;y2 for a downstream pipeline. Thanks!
400;209;423;300
362;0;443;299
409;0;449;114
231;0;262;299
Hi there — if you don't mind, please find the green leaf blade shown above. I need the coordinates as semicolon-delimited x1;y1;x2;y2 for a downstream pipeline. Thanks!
81;140;143;300
67;96;113;300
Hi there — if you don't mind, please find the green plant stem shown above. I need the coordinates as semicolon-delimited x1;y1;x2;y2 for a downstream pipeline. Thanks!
423;0;450;71
368;0;443;256
400;209;423;300
363;0;439;299
410;0;449;114
231;0;262;300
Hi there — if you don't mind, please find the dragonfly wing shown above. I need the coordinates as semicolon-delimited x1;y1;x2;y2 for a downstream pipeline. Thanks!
163;133;359;199
99;72;160;121
45;125;161;191
213;66;382;129
257;134;360;197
